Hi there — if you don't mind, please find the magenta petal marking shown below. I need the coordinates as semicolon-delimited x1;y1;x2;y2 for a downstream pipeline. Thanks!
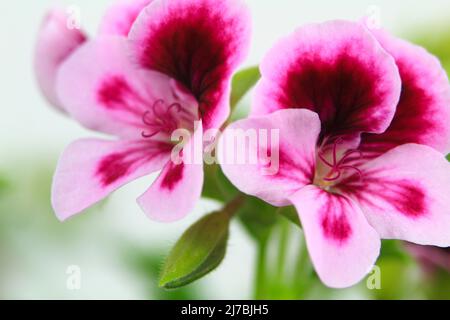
96;74;153;119
97;153;134;186
360;54;450;157
318;193;353;243
388;182;427;218
358;30;450;157
271;148;315;185
252;21;401;140
280;53;389;140
340;172;428;219
160;162;185;191
136;8;230;117
97;75;136;109
289;185;381;288
96;143;172;187
130;0;251;128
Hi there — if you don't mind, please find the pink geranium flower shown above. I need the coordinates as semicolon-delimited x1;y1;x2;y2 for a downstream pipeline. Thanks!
220;21;450;288
50;0;251;222
35;1;152;112
34;8;87;112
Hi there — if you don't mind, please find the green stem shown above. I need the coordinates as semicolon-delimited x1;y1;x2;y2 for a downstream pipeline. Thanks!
293;236;313;298
254;238;268;299
276;220;290;283
223;194;246;218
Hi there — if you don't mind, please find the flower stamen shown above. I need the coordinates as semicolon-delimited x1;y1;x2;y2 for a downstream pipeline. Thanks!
317;137;364;186
141;99;182;139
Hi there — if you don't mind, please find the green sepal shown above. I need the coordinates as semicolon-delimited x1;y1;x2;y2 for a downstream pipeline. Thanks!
159;210;232;289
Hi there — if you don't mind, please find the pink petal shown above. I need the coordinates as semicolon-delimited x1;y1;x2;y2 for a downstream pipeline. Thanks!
129;0;252;129
34;8;87;112
219;109;320;206
359;30;450;158
339;144;450;247
52;138;171;221
290;185;381;288
56;36;198;139
252;20;401;140
138;122;204;222
98;0;153;36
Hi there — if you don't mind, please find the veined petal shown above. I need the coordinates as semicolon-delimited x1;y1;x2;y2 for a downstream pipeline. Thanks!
359;30;450;158
219;109;320;206
290;185;381;288
34;8;87;111
129;0;251;129
98;0;153;36
339;144;450;247
52;138;172;221
56;36;198;139
138;122;204;222
252;20;401;140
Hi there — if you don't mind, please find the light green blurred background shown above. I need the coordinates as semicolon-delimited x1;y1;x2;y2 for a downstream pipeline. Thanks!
0;0;449;299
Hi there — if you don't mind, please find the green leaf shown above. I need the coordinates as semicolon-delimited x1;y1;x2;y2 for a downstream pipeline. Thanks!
446;154;450;162
159;210;231;289
277;206;301;228
230;66;261;111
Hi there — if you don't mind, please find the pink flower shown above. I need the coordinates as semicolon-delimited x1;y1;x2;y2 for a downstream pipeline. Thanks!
35;1;153;112
50;0;251;222
98;0;154;37
220;21;450;288
34;8;87;112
